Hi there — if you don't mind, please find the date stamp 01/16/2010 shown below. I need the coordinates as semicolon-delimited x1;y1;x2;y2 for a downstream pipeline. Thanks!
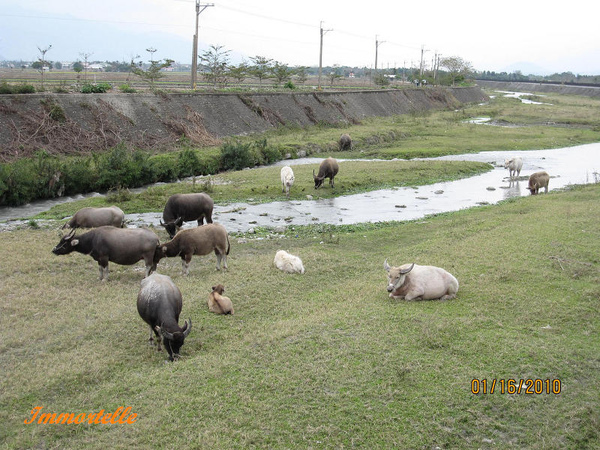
471;378;562;395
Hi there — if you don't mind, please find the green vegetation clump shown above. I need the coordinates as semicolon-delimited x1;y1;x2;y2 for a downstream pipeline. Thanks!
80;82;112;93
0;82;36;94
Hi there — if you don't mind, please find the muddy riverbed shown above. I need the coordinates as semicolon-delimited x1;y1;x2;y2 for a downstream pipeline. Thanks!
1;143;599;233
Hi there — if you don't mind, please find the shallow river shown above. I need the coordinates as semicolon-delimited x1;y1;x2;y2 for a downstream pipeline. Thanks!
1;143;599;232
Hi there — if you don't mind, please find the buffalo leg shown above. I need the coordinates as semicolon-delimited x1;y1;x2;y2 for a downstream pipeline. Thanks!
181;255;192;276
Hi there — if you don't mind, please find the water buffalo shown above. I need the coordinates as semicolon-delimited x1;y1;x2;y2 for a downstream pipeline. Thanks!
504;157;523;179
280;166;294;197
313;157;339;189
339;133;352;151
384;260;459;301
52;226;160;281
160;193;214;239
154;223;230;276
528;171;550;194
137;273;191;361
62;206;125;229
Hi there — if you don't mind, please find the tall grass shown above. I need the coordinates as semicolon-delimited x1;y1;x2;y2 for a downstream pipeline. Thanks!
1;184;599;448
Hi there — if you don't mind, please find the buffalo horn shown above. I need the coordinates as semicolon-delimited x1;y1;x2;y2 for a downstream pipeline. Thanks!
384;259;391;272
159;219;166;226
159;325;174;341
400;263;415;275
183;319;192;337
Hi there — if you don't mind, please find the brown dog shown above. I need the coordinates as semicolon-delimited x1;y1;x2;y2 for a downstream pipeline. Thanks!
208;284;234;315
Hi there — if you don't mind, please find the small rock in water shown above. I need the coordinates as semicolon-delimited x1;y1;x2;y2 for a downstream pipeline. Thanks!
486;187;496;191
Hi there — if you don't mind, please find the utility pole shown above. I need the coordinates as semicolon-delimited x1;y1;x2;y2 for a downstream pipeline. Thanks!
419;45;425;79
190;1;214;90
318;21;332;90
374;35;385;84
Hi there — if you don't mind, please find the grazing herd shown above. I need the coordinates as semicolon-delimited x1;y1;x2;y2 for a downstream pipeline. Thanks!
50;147;551;362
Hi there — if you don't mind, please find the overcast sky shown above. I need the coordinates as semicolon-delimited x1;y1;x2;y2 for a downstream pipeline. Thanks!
2;0;599;75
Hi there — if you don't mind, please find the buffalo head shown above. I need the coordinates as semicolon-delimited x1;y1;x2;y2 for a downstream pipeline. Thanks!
52;229;78;255
160;217;184;239
155;319;192;361
384;260;415;293
313;169;325;189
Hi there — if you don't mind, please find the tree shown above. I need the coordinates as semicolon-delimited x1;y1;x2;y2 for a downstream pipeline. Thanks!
294;66;309;85
130;48;173;90
440;56;474;86
249;56;273;86
228;61;249;84
271;61;295;86
73;61;84;73
199;44;231;88
36;45;52;90
328;65;343;86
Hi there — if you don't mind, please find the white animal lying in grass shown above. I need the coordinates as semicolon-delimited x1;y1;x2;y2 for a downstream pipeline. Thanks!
274;250;305;274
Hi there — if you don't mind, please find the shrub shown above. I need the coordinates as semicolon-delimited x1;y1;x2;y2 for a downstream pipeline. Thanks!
118;84;137;93
80;82;112;94
149;154;178;182
220;140;255;171
177;148;201;178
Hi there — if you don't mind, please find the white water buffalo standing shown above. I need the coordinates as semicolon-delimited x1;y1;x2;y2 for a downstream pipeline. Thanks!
313;157;339;189
384;260;459;301
154;223;230;276
62;206;125;229
280;166;295;197
528;171;550;194
52;226;160;281
504;157;523;179
339;133;352;151
137;273;191;361
160;193;214;239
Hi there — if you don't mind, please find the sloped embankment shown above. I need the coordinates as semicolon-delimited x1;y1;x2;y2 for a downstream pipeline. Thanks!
0;87;488;161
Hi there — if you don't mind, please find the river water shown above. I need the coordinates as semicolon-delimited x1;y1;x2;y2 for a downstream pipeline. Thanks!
1;143;599;233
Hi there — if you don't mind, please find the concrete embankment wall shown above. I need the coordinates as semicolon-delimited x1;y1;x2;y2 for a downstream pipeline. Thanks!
0;86;488;160
476;80;600;97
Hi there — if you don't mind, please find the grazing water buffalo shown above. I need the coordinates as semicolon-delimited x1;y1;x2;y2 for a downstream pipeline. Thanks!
160;193;214;239
154;223;230;276
62;206;125;229
384;260;459;301
339;133;352;151
504;157;523;179
313;157;339;189
528;171;550;194
52;226;160;281
280;166;295;197
137;273;191;361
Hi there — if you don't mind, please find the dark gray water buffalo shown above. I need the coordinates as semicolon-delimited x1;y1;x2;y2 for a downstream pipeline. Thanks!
313;157;339;189
137;273;191;361
339;133;352;151
384;260;459;301
528;171;550;194
52;226;160;281
62;206;125;229
160;193;214;239
154;223;230;276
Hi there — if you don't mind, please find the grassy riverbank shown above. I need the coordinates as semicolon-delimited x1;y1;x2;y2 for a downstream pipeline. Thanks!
1;183;599;448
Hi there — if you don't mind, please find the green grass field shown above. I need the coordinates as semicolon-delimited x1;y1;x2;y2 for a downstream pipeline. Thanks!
1;90;600;448
1;183;599;448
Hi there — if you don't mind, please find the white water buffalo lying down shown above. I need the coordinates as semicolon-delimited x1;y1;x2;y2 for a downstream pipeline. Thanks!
52;226;160;281
274;250;305;274
528;171;550;194
384;260;458;301
154;223;230;276
62;206;125;229
137;273;191;361
504;157;523;179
